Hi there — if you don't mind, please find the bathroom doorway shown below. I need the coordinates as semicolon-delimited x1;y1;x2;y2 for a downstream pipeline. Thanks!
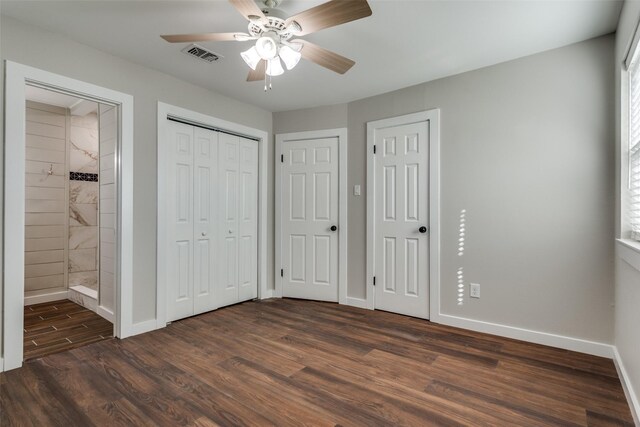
22;87;116;359
3;61;135;371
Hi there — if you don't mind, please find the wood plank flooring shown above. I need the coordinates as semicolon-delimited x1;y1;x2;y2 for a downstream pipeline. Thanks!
2;299;634;426
23;300;114;360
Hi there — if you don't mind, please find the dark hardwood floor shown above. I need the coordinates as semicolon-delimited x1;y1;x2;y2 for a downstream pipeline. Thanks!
23;300;114;360
2;299;634;426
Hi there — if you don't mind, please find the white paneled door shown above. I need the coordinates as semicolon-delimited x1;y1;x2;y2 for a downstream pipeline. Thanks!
281;137;339;301
374;121;430;318
218;133;259;308
166;121;258;322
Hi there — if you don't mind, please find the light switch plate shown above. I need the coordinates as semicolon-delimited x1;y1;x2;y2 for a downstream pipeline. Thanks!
470;283;481;298
354;184;361;196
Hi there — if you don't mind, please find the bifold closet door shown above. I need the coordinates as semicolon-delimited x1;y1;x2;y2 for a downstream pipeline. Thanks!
166;121;218;322
218;133;259;307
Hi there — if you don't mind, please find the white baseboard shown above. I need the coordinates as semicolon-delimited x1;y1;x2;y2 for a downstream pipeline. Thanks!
345;297;369;309
436;313;614;358
0;356;4;373
129;319;158;336
613;347;640;426
24;290;70;306
260;289;275;299
97;305;115;323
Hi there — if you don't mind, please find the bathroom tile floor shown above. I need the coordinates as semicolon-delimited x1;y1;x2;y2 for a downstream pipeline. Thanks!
23;299;113;360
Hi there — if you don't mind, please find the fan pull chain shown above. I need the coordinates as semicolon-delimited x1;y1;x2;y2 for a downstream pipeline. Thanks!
264;64;267;92
269;74;272;90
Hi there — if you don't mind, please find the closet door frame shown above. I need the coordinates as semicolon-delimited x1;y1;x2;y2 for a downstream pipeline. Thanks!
156;102;269;329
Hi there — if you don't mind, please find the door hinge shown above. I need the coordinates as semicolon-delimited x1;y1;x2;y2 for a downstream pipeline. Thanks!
281;154;284;163
373;145;376;154
373;276;376;286
281;268;284;277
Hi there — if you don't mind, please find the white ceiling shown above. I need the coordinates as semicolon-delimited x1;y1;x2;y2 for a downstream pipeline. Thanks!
26;85;82;108
2;0;622;112
26;86;98;115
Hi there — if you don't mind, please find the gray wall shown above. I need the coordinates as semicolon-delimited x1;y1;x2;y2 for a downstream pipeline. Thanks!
615;0;640;419
274;103;348;134
0;16;274;330
276;35;616;344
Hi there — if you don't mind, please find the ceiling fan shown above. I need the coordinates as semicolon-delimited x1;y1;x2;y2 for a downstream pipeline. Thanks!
161;0;372;87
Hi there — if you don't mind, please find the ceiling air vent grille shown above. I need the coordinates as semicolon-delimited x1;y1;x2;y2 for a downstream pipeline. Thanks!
181;44;222;63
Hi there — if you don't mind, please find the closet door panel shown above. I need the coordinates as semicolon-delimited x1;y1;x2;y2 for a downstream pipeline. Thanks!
167;121;195;321
193;128;218;315
238;138;258;301
167;123;259;319
217;133;240;308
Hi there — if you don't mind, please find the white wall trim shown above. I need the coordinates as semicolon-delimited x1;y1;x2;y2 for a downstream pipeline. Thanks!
130;319;158;336
24;291;71;306
274;128;348;303
613;347;640;426
3;61;134;372
617;239;640;272
97;306;116;323
438;313;614;358
156;102;270;329
365;110;441;317
345;297;368;309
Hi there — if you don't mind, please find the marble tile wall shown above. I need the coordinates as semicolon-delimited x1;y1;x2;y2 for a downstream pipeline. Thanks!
69;112;99;291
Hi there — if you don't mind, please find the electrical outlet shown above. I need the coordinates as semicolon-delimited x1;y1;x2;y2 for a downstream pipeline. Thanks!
470;283;481;298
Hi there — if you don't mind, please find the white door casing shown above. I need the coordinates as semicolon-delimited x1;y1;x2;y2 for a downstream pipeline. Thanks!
156;103;269;330
374;121;430;318
3;61;134;372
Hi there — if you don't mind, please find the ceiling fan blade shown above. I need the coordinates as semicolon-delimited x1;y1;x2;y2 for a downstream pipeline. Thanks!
285;0;372;36
247;60;266;82
229;0;267;21
161;32;240;43
296;40;355;74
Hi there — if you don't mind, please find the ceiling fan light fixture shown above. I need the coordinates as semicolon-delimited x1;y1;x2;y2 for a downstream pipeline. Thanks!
266;57;285;76
241;46;262;70
255;35;278;60
279;45;301;70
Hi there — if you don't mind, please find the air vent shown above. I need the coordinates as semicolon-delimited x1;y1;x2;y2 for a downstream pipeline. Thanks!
181;44;222;63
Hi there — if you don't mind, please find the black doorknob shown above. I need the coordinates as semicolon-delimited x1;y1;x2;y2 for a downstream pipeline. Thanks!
419;226;427;233
330;225;337;231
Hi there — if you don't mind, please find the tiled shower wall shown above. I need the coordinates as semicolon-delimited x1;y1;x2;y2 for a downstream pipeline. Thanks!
24;101;68;298
69;113;99;290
